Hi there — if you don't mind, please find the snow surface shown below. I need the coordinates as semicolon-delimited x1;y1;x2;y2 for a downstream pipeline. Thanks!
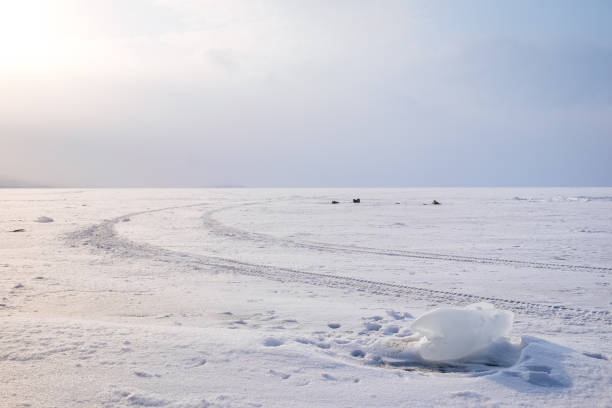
1;188;611;407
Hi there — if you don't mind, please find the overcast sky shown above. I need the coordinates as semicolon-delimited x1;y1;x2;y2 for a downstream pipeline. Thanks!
1;0;610;187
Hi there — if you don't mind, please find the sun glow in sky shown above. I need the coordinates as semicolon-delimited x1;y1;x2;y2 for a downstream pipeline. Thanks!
0;0;611;187
0;1;69;71
1;2;47;66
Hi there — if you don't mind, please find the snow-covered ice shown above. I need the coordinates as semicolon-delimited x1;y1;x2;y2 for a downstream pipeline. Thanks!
1;188;611;407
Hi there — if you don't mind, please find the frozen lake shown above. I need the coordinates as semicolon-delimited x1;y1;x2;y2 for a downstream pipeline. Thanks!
1;188;611;407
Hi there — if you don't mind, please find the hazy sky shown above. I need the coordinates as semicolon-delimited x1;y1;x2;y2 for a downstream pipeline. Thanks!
1;0;611;187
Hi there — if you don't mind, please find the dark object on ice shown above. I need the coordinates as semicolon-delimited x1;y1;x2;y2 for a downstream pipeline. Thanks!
432;200;441;205
331;200;340;204
10;229;25;233
395;202;400;204
13;283;24;289
353;198;360;203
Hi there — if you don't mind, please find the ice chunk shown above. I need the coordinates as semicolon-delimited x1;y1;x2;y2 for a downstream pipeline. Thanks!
411;303;513;362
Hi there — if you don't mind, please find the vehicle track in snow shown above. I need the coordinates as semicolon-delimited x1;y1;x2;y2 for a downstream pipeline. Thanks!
202;205;612;274
67;203;611;326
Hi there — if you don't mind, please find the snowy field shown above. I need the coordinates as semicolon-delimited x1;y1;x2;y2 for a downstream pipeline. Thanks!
1;188;611;407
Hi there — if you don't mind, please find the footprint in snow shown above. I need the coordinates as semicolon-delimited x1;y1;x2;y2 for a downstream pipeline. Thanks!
321;373;360;383
134;371;155;378
583;352;607;360
386;310;413;320
268;369;290;379
263;338;284;347
365;322;381;331
187;358;207;367
383;325;399;335
450;391;488;401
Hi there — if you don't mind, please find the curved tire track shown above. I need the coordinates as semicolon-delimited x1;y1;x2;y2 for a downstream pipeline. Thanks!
66;203;611;326
203;205;612;274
